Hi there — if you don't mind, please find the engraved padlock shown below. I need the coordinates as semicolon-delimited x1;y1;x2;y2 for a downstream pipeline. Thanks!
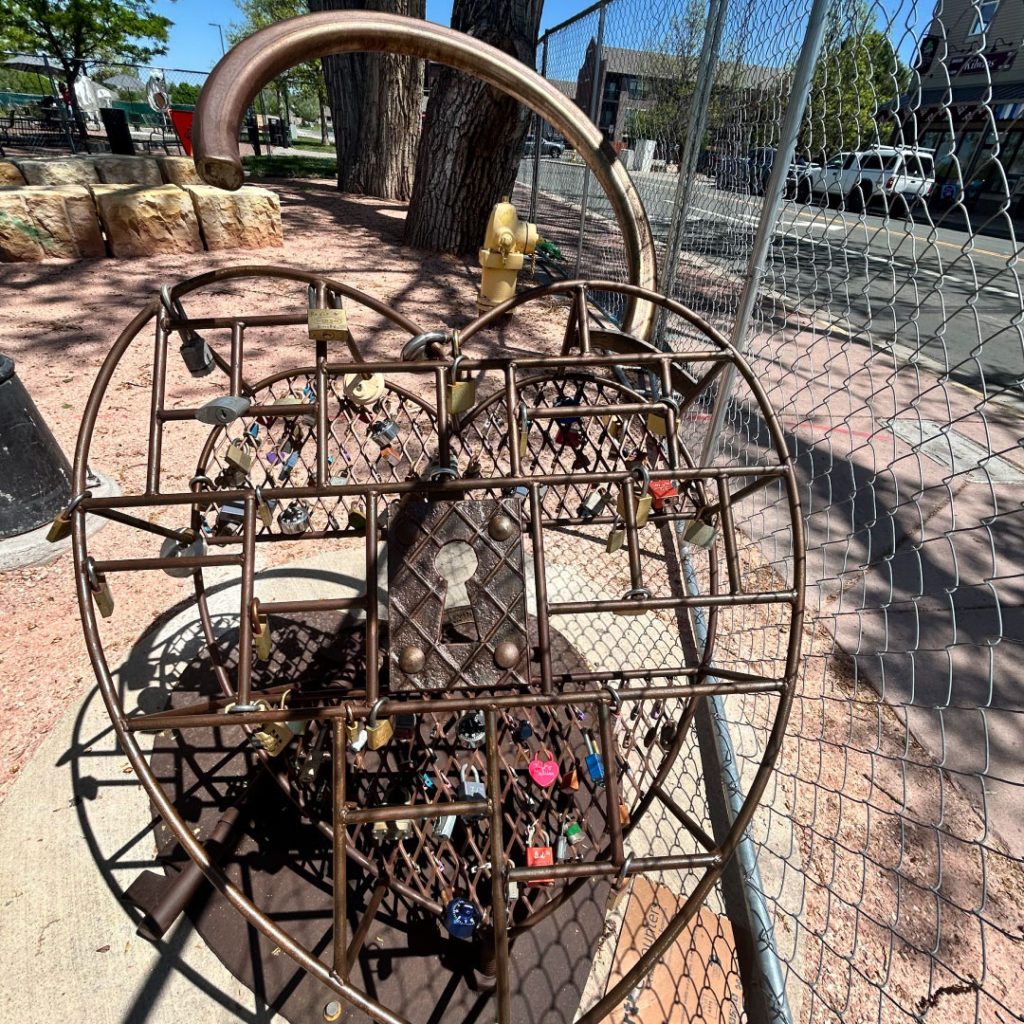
649;478;679;511
457;764;487;808
525;824;554;886
584;732;605;785
278;500;311;535
442;896;480;941
615;465;652;529
365;699;394;750
307;302;351;342
577;487;609;520
447;354;477;415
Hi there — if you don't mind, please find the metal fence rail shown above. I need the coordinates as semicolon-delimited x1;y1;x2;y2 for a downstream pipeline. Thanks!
520;0;1024;1021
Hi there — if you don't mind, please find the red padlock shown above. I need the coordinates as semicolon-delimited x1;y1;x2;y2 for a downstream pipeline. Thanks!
555;425;582;448
526;824;554;886
648;478;679;510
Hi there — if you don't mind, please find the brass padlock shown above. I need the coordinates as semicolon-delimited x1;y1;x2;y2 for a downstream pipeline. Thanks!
366;699;394;750
46;490;91;543
224;436;253;473
85;557;114;618
446;354;477;415
347;502;367;532
682;518;718;548
615;466;652;529
254;487;274;529
346;707;368;752
606;526;625;553
251;599;272;661
250;692;295;756
601;414;623;440
517;401;530;459
307;304;351;342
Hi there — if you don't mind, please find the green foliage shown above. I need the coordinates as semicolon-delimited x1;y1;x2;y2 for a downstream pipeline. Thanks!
0;0;172;75
168;81;201;107
0;66;51;96
242;154;337;177
802;3;909;159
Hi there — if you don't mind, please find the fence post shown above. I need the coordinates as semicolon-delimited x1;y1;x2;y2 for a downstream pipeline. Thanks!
573;1;607;279
528;34;548;225
42;54;77;155
653;0;729;347
699;0;831;465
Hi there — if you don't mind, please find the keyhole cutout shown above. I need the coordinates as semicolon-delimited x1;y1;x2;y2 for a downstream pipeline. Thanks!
435;540;479;641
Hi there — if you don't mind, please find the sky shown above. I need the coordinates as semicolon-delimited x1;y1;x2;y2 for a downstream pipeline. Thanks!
153;0;588;72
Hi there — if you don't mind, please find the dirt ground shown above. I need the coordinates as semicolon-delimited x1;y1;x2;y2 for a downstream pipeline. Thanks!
0;176;1020;1024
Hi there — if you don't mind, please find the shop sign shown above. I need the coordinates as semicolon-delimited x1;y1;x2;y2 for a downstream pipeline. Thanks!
950;50;1017;75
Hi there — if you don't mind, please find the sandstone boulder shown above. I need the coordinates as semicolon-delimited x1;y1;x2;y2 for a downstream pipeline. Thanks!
91;184;203;257
0;161;26;186
18;158;99;186
157;156;202;186
0;191;45;261
14;185;105;259
92;155;163;186
184;184;283;251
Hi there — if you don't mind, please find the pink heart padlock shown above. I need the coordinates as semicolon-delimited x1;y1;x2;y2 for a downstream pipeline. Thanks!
528;753;559;787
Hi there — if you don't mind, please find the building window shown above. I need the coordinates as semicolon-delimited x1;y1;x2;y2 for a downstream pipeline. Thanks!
967;0;998;37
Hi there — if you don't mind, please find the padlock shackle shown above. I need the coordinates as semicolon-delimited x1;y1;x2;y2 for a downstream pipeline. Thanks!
367;697;386;726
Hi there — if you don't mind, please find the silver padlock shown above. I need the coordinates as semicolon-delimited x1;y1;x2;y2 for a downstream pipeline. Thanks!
577;487;609;520
278;500;311;535
159;533;208;577
215;501;246;531
457;764;487;811
432;814;456;841
195;395;251;426
555;833;568;861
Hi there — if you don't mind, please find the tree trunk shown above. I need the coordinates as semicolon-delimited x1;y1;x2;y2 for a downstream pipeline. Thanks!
404;0;543;254
318;88;329;146
309;0;424;200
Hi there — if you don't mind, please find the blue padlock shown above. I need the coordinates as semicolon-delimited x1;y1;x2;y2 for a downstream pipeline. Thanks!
442;897;480;941
584;732;605;785
553;396;582;428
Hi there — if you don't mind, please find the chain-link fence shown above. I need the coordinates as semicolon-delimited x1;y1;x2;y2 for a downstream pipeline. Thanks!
519;0;1024;1021
0;52;319;161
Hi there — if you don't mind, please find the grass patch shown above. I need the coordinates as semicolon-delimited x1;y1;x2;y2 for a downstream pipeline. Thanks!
242;154;337;178
288;139;335;153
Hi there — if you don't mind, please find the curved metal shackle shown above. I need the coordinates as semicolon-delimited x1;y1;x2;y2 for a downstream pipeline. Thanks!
191;11;658;338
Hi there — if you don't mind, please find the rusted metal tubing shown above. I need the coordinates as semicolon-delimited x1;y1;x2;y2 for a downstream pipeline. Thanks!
652;783;717;851
346;882;388;968
509;851;721;882
89;507;194;543
92;554;241;572
122;679;784;732
363;498;379;706
159;401;312;422
192;13;657;337
257;597;366;614
146;318;168;494
529;485;553;695
485;709;512;1023
332;719;348;978
341;800;491;824
598;703;625;866
550;591;797;614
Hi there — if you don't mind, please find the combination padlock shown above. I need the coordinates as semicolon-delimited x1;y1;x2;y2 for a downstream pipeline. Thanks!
447;354;476;415
249;692;298;756
224;436;253;473
615;466;652;529
577;487;609;520
278;500;311;536
456;711;486;749
457;765;487;808
442;897;480;941
525;824;554;886
584;732;605;785
366;699;394;750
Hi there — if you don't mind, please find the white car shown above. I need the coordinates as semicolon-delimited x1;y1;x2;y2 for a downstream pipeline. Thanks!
796;146;935;214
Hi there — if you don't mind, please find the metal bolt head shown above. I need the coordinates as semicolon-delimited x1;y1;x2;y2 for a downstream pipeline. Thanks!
399;645;426;674
323;1001;343;1022
488;513;515;541
493;641;520;669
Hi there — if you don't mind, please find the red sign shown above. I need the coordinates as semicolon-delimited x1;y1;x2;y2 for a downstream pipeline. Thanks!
169;109;194;156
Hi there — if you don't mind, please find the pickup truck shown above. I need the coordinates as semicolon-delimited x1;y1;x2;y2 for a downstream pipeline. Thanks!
795;146;935;214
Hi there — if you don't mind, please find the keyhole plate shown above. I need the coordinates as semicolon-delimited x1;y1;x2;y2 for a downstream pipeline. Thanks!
387;497;531;692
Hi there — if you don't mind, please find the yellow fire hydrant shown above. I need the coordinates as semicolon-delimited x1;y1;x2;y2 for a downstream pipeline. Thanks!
477;198;539;312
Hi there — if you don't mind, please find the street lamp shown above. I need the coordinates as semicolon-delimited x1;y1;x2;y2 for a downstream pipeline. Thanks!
209;22;226;56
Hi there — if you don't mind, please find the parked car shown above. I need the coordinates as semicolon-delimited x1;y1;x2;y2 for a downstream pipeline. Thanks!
795;146;936;213
715;147;812;197
524;134;565;158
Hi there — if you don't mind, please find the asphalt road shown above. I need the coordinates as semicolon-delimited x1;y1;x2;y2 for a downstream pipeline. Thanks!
519;158;1023;398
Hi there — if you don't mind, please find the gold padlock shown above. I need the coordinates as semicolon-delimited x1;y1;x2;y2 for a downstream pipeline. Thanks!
517;401;530;458
615;466;652;529
251;599;273;661
85;557;114;618
47;490;91;543
307;305;351;342
224;437;253;473
251;692;295;756
606;526;625;553
601;414;623;441
447;354;476;415
366;698;394;750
